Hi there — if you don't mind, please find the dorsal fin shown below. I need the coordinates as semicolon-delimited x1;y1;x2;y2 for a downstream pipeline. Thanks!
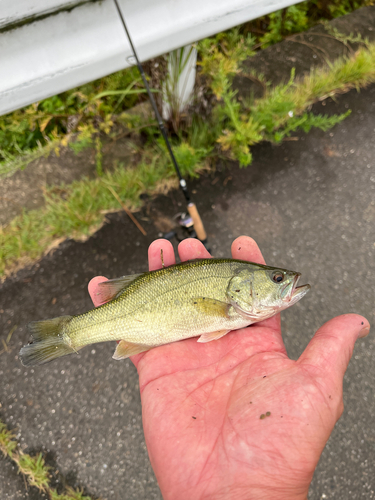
96;274;142;305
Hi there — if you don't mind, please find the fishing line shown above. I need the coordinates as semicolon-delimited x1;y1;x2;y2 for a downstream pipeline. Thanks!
112;0;208;245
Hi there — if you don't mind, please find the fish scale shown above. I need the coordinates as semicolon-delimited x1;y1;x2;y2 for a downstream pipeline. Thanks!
19;258;310;366
67;260;247;346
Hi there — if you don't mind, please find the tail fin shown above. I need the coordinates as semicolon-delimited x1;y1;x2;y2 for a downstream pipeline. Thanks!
20;316;77;367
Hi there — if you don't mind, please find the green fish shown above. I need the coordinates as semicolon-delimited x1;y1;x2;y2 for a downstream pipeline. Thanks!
19;258;310;367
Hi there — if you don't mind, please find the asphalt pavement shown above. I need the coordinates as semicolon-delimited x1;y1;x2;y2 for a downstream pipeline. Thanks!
1;10;375;500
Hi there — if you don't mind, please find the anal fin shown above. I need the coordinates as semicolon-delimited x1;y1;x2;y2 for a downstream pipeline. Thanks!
197;329;230;343
113;340;152;360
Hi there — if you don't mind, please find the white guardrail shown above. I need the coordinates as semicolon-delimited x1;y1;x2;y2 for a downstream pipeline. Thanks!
0;0;302;115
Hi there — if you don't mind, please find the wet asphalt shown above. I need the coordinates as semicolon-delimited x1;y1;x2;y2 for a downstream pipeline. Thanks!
1;8;375;498
0;82;374;499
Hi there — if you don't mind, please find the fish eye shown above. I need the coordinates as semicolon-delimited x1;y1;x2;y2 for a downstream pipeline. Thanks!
272;271;284;283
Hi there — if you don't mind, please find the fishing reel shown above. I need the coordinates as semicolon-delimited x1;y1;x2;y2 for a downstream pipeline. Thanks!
163;208;210;252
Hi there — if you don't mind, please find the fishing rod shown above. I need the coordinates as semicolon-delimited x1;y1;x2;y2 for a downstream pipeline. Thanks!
112;0;208;247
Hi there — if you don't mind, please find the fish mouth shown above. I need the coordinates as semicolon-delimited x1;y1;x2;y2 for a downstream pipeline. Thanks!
290;274;311;304
283;273;311;304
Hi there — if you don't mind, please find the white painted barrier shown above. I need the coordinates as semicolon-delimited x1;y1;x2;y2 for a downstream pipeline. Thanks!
0;0;302;115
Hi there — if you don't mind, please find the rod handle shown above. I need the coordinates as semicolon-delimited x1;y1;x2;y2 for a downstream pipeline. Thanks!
187;203;207;242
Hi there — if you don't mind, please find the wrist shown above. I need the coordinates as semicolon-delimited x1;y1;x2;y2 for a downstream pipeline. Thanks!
236;487;309;500
242;481;309;500
160;482;310;500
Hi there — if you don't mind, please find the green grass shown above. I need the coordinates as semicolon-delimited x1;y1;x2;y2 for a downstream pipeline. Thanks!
17;452;50;491
245;0;374;48
215;41;375;165
0;135;211;274
0;66;146;175
2;42;375;276
0;420;18;456
0;420;96;499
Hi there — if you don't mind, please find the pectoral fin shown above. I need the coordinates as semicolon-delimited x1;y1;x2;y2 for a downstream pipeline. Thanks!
96;274;142;305
198;330;230;343
113;340;152;360
192;297;230;318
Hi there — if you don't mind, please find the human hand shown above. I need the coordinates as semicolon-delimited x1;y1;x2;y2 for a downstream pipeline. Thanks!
88;236;370;500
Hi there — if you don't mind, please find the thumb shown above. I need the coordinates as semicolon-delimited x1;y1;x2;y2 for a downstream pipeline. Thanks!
298;314;370;384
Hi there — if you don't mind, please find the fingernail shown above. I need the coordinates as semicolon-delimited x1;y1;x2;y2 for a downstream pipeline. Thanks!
358;325;370;338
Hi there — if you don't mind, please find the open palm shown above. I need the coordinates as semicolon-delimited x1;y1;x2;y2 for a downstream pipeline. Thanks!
89;236;369;500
